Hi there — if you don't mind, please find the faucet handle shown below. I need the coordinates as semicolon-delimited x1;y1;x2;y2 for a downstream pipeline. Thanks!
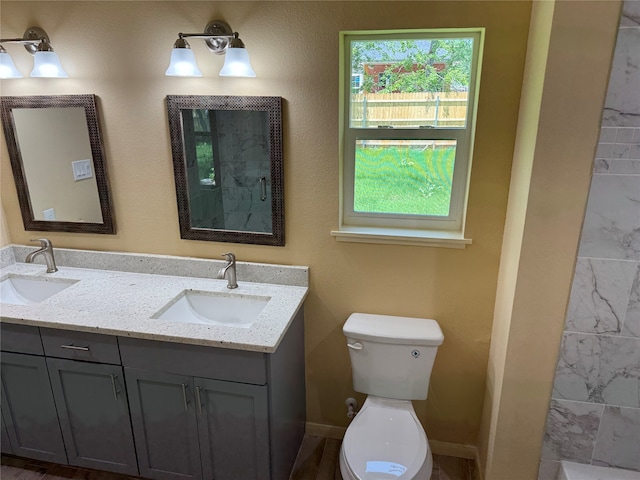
221;252;236;262
30;238;53;248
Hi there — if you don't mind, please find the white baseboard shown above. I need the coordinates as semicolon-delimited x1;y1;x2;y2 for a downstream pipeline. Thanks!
428;439;477;460
305;422;480;472
305;422;346;440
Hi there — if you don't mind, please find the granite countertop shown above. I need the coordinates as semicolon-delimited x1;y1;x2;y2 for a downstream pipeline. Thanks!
0;253;308;353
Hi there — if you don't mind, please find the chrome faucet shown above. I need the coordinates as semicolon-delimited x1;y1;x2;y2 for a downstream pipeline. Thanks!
216;252;238;289
25;238;58;273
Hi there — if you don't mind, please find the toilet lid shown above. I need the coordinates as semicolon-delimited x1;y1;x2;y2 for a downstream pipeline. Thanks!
342;402;427;479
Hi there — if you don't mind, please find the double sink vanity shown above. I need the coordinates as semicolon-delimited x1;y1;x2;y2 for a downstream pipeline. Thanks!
0;244;309;480
0;89;298;479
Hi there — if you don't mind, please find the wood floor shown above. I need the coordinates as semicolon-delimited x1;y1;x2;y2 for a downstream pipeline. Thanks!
1;435;475;480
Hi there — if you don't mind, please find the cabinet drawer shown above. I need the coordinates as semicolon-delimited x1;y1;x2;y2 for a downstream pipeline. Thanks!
0;323;43;355
40;328;121;365
119;337;267;385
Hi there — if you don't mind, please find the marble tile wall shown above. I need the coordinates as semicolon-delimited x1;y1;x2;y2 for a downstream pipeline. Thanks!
539;2;640;478
215;110;273;234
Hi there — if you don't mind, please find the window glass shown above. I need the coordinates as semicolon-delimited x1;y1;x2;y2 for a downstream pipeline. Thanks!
354;139;456;216
351;74;363;93
349;38;473;129
191;109;216;186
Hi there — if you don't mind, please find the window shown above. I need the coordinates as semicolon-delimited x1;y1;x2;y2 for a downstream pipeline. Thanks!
377;72;392;90
352;73;364;93
181;109;219;189
333;29;484;247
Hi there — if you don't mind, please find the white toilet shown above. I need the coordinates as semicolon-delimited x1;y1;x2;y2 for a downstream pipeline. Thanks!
339;313;444;480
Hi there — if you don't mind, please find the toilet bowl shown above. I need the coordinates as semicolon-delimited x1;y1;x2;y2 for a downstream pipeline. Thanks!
339;397;432;480
340;313;444;480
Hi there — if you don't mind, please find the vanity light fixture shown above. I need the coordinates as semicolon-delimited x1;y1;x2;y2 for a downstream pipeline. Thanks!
0;45;23;78
0;27;68;79
166;20;256;78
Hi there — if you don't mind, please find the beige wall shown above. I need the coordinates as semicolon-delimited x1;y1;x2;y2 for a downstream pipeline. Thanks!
0;202;10;247
0;1;530;449
13;107;103;222
478;1;622;478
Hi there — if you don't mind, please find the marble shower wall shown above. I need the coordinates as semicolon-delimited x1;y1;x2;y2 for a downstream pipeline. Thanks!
539;2;640;477
215;110;273;234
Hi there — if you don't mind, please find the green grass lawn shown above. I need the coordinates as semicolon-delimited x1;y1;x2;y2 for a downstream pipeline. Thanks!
354;146;455;216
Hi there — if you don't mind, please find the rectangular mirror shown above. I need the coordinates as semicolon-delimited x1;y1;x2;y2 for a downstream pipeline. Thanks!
167;95;284;246
1;94;115;234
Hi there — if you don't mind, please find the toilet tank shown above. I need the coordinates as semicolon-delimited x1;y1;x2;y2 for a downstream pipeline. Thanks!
343;313;444;401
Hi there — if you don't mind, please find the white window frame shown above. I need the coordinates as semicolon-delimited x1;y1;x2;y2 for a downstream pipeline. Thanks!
332;29;484;248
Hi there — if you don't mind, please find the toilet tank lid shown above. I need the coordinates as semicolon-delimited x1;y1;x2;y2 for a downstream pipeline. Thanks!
344;313;444;346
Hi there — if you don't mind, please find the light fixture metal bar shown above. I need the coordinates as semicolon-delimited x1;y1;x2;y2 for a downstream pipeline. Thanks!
0;27;51;55
174;20;236;55
177;32;234;40
0;38;36;43
178;31;235;55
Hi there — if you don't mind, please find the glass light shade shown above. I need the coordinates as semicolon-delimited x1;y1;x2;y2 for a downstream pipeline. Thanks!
30;51;68;78
0;51;23;79
165;48;203;77
219;47;256;78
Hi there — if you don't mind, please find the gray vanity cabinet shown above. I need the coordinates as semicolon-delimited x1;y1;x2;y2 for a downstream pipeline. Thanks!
1;307;306;480
1;412;12;454
124;369;202;480
124;369;271;480
196;378;270;480
0;352;67;464
120;307;306;480
46;357;138;475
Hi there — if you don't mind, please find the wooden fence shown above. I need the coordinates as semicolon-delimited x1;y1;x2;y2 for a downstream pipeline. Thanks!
350;92;468;128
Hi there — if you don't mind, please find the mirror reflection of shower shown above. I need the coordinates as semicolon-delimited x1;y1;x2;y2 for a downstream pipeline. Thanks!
181;108;272;233
167;95;284;246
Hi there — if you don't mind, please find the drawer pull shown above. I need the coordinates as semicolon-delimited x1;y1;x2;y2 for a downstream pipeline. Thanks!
60;344;90;351
110;374;120;401
181;383;189;412
195;386;203;415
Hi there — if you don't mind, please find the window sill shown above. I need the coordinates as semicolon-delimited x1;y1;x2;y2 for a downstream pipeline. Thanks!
330;227;472;248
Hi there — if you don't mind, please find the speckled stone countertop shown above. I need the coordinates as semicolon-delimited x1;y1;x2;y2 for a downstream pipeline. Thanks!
0;246;309;353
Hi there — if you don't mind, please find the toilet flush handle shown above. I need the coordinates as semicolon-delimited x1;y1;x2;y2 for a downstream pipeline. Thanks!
347;342;363;350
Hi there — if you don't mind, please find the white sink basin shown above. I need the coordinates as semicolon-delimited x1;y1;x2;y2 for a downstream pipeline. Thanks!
0;275;78;305
153;290;270;328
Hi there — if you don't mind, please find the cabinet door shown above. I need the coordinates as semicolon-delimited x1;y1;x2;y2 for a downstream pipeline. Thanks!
0;352;67;464
46;357;138;475
125;368;202;480
196;378;270;480
1;411;13;454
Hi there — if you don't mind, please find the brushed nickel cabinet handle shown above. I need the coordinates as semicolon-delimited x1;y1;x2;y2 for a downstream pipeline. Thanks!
195;386;203;415
110;374;120;401
181;383;189;412
60;344;90;351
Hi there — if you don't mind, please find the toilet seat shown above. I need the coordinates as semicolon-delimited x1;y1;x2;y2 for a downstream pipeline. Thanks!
340;397;430;479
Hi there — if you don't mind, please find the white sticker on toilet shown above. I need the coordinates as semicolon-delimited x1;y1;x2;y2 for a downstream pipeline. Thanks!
365;461;408;477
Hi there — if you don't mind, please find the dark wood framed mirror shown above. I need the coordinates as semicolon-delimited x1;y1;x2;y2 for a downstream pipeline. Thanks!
166;95;284;246
0;94;115;234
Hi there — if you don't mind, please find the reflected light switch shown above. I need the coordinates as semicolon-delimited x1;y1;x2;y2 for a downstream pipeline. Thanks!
72;159;93;181
43;208;56;220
